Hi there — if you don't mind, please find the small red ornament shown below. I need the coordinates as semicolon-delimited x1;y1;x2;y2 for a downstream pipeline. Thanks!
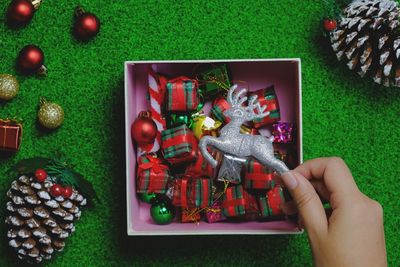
323;18;337;31
6;0;35;27
62;186;73;198
17;44;47;75
50;184;63;197
34;168;47;182
131;111;158;145
73;6;100;41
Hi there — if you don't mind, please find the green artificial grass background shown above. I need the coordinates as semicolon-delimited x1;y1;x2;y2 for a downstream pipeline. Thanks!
0;0;399;266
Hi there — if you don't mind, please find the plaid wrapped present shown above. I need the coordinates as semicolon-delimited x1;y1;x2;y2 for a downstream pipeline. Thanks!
0;119;22;152
198;64;231;100
205;200;226;223
161;124;198;165
222;185;246;217
172;178;213;208
211;96;231;124
136;154;170;194
244;158;276;190
251;86;281;128
258;185;286;218
181;208;201;223
166;76;199;112
185;149;214;178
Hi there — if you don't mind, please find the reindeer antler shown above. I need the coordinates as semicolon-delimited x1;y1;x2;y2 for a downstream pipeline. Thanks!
227;85;248;107
245;94;270;119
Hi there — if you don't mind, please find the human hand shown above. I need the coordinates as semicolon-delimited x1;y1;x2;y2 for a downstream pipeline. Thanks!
280;157;387;267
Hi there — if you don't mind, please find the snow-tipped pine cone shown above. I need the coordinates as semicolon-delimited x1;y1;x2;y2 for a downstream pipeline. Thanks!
330;0;400;87
5;175;87;264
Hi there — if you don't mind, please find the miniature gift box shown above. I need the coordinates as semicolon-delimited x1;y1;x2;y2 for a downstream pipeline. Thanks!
211;96;231;124
198;64;231;100
125;59;303;235
0;119;22;152
181;208;201;223
222;185;246;217
166;76;199;112
172;178;213;208
161;124;198;165
205;200;226;223
258;185;286;218
244;158;275;190
185;149;214;178
136;154;170;194
252;86;281;128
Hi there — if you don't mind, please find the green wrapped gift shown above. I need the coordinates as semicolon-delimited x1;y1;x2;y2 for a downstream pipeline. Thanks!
198;64;231;100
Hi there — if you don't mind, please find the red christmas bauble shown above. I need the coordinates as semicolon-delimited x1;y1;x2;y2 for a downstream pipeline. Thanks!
34;168;47;182
17;45;45;74
50;184;63;197
323;19;337;32
131;116;157;145
73;8;100;41
7;0;35;27
62;186;73;199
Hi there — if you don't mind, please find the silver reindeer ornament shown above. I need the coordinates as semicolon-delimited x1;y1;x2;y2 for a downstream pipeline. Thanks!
199;85;289;175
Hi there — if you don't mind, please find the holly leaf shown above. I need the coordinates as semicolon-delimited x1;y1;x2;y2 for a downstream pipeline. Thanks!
12;157;52;174
59;168;98;206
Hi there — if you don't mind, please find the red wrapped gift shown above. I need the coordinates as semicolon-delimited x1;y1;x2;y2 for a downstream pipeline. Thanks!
222;185;246;217
258;185;286;218
251;86;280;128
136;154;170;194
172;178;213;208
181;208;201;223
185;149;214;178
0;119;22;152
166;76;199;112
211;96;231;124
161;124;198;165
244;158;276;190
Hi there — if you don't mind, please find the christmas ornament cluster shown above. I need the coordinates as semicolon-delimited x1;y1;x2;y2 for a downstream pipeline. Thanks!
5;157;96;264
132;64;297;225
324;0;400;87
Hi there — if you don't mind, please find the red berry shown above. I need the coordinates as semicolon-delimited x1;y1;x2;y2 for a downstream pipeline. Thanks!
51;184;63;197
62;186;73;199
35;169;47;182
324;19;337;31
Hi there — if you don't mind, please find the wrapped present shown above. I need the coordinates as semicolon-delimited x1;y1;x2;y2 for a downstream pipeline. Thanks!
244;158;275;190
166;76;199;112
222;185;246;217
251;86;280;128
181;208;201;223
198;64;231;100
172;178;213;208
211;96;231;124
161;124;198;165
272;122;294;143
0;119;22;152
240;124;260;135
205;201;226;223
258;185;286;218
274;150;287;162
191;114;221;139
185;149;214;178
217;154;246;184
136;154;170;194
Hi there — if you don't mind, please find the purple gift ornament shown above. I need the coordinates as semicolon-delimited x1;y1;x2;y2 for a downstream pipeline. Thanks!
205;201;226;223
273;122;294;143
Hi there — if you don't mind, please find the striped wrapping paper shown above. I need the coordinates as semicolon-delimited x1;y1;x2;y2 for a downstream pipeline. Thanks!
251;86;281;128
172;178;213;208
136;154;170;194
166;76;199;112
258;185;286;218
244;158;276;190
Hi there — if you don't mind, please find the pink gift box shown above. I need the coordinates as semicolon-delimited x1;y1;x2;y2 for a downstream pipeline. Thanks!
125;59;303;235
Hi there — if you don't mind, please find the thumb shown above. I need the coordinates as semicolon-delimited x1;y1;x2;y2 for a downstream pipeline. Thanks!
280;171;328;238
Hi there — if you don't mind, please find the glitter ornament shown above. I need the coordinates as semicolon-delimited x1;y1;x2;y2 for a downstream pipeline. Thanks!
0;74;19;100
199;85;289;175
37;98;64;129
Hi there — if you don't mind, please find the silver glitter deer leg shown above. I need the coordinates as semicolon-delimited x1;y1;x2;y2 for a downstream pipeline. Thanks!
251;139;289;175
199;136;220;168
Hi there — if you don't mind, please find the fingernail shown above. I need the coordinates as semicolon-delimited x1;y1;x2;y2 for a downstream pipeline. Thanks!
281;171;298;190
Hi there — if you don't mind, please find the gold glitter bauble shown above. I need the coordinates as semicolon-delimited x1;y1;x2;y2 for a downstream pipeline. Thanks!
38;98;64;129
0;74;19;100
